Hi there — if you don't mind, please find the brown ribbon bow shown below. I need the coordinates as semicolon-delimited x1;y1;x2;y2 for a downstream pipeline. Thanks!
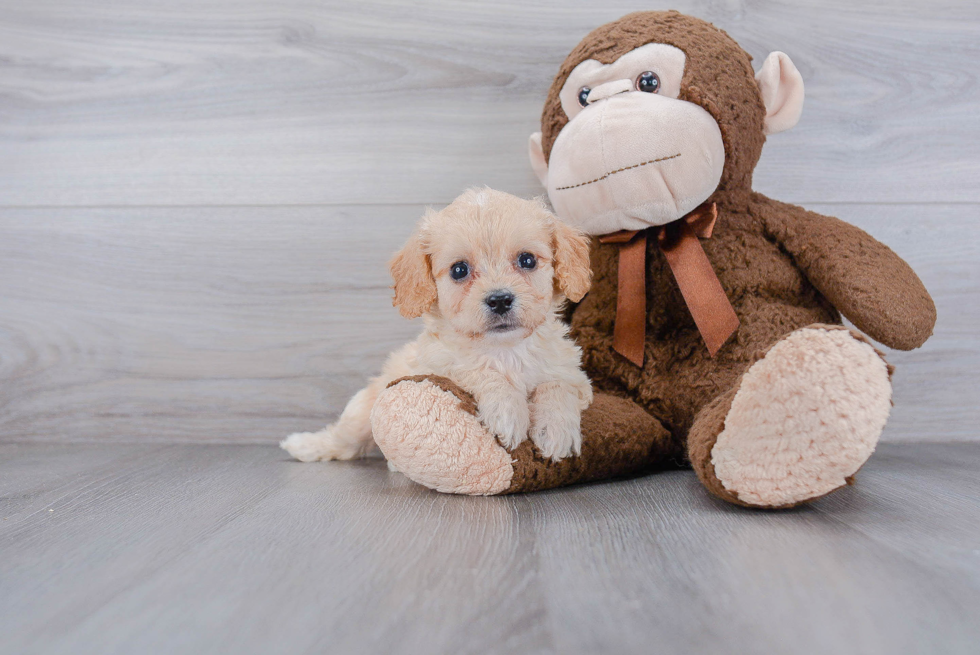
597;202;739;366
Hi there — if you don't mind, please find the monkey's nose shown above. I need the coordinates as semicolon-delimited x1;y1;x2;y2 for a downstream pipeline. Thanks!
586;79;634;104
485;291;515;315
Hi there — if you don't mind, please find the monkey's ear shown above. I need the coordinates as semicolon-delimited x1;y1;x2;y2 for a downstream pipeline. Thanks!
756;51;805;135
389;230;437;319
528;132;549;188
552;219;592;303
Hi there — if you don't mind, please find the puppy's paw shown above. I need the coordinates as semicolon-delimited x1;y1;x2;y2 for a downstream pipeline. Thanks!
530;383;584;461
530;405;582;461
478;393;531;451
280;428;358;462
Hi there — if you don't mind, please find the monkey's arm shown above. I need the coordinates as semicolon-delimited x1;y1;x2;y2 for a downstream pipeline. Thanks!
755;195;936;351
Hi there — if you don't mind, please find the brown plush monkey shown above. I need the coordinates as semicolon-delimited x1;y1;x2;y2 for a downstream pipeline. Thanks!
371;11;936;508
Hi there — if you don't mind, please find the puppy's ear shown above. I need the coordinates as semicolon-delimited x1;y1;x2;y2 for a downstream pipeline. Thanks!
552;219;592;303
390;228;437;319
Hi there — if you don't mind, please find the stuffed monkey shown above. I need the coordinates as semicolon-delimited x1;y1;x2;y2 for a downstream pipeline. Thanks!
371;11;936;508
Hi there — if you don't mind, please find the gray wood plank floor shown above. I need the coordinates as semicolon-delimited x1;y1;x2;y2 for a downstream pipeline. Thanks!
1;442;978;655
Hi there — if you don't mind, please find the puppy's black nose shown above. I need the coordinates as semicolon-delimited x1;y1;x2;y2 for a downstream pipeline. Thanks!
485;291;515;315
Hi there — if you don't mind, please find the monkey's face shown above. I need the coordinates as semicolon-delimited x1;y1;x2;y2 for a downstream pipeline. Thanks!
537;44;724;235
529;19;805;237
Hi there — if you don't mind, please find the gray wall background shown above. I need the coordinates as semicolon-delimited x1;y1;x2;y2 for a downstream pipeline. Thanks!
0;0;977;444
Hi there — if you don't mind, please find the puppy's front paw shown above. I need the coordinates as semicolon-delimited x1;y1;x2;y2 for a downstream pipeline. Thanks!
530;388;583;461
477;393;531;451
280;428;357;462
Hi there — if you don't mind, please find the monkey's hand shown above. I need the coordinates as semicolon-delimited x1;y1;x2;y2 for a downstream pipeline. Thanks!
758;196;936;350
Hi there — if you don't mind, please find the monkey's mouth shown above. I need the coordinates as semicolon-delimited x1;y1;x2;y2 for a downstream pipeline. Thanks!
554;152;682;191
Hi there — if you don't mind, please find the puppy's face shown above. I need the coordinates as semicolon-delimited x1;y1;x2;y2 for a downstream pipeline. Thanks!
390;189;591;342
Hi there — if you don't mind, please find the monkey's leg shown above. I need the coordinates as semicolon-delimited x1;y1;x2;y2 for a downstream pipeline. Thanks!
370;375;678;495
687;325;892;509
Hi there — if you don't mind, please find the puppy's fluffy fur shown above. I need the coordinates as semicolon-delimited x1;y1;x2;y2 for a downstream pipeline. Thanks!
281;188;594;463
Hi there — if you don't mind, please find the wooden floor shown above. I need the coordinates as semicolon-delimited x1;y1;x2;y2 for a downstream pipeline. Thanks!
1;442;978;655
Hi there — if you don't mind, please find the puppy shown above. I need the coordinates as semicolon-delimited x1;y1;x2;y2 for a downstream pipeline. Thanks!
281;187;594;463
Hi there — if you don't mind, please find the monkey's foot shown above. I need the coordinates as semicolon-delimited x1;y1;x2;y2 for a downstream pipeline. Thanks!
371;376;515;495
371;375;677;495
691;325;892;508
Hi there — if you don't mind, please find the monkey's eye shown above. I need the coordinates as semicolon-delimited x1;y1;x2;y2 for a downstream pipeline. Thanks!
517;252;537;270
577;87;591;107
449;261;469;281
635;71;661;93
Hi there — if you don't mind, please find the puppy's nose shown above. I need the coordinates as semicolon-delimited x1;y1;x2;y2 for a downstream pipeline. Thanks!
485;291;515;315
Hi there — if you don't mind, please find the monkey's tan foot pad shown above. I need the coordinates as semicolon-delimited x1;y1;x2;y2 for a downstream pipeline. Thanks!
371;375;515;495
710;326;892;508
372;376;679;496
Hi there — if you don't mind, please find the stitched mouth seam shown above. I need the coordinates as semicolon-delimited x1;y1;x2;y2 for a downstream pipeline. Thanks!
554;153;682;191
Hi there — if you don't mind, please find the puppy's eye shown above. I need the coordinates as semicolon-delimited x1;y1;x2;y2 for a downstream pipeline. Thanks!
449;261;469;281
517;252;537;270
635;71;660;93
577;87;591;107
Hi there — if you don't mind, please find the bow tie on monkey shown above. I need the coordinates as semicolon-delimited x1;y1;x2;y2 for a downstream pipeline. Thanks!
527;24;804;365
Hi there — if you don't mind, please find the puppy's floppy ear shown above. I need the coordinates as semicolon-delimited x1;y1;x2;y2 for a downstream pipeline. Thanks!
551;217;592;303
390;227;437;319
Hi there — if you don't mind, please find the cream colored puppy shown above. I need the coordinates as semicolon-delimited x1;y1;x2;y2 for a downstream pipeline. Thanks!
281;188;594;463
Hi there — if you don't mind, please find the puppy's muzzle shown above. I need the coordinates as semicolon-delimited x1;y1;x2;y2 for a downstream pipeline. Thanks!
485;290;515;316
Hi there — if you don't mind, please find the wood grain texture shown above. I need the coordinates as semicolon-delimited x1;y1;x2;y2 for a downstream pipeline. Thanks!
1;5;975;650
0;205;422;443
0;0;978;206
1;442;978;654
0;203;975;444
0;1;976;445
